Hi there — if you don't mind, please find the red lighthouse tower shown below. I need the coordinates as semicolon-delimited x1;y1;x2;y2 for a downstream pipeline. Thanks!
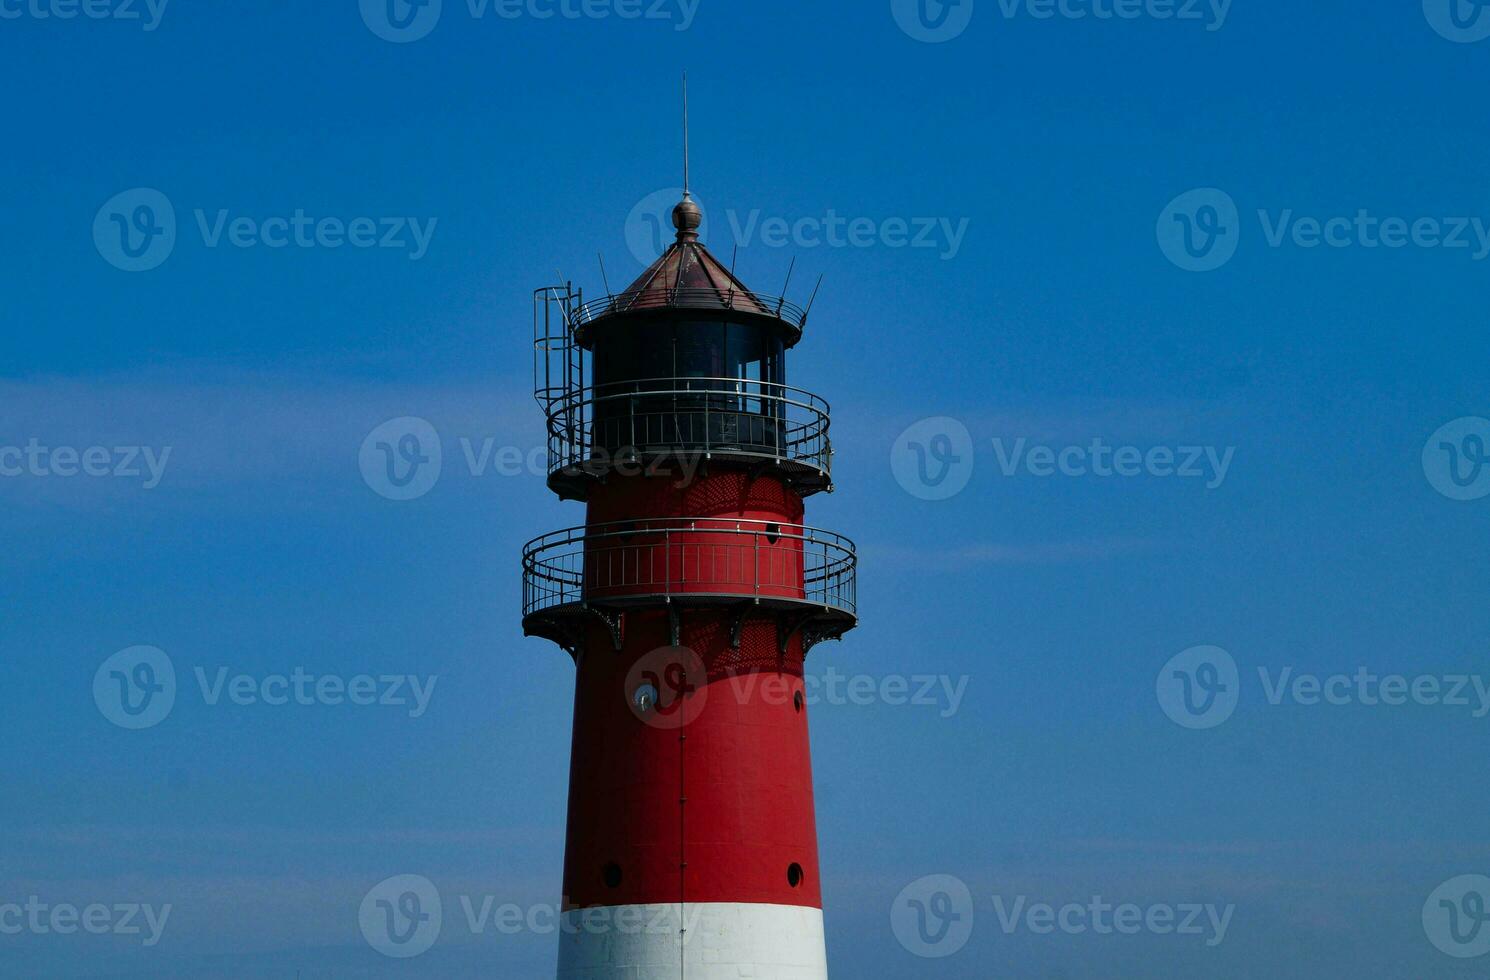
523;123;857;977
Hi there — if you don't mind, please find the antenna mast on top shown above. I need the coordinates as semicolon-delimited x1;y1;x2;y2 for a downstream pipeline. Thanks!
682;71;691;200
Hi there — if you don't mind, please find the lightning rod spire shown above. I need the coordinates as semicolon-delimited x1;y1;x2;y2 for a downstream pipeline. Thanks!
682;71;690;200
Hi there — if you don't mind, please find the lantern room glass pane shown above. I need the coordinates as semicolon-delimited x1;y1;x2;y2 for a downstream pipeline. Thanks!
675;322;725;384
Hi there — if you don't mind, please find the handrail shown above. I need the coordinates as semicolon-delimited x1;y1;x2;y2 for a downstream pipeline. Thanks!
541;376;833;483
569;287;810;331
546;376;829;415
521;518;858;619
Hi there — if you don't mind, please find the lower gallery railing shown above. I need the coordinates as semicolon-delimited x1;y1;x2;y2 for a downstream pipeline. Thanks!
522;518;857;618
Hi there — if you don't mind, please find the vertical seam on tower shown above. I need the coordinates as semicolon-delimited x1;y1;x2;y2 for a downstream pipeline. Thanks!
679;730;687;980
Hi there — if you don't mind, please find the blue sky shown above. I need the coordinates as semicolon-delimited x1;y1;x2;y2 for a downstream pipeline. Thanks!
3;1;1490;976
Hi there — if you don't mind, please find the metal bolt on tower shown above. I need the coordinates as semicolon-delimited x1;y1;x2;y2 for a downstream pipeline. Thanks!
523;110;858;978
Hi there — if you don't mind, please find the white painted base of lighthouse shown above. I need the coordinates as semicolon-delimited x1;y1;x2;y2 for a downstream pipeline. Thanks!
556;903;828;979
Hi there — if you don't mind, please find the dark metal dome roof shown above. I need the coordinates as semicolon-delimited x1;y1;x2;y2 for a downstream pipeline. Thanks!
608;198;773;318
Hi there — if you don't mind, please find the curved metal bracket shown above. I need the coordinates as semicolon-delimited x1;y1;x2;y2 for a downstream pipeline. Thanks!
585;606;624;651
728;602;754;649
776;609;818;655
800;625;842;656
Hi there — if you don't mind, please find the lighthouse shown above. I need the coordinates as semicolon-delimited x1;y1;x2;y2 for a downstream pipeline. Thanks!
522;104;858;978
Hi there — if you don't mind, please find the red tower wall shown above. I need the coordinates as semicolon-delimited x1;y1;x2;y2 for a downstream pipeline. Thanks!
560;468;823;912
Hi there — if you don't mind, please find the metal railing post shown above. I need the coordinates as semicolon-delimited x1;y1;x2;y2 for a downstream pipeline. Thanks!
753;525;760;597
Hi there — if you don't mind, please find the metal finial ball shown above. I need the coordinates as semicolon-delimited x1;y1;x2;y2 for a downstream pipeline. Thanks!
672;198;702;240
